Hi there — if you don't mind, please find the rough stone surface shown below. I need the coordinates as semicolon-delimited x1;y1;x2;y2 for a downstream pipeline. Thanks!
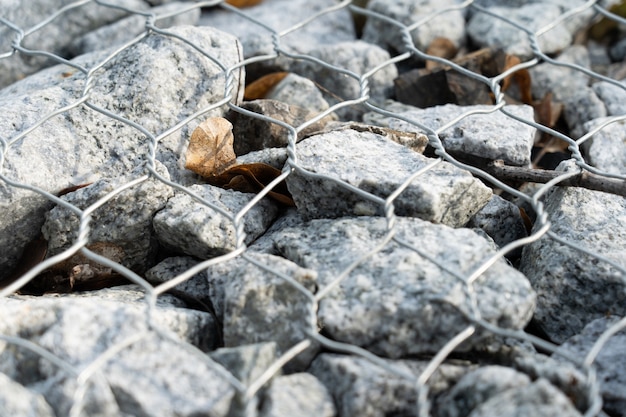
259;373;336;417
269;216;536;357
67;2;201;56
0;372;55;417
592;80;626;116
520;160;626;343
0;286;229;417
467;379;582;417
286;129;492;226
41;161;173;274
217;253;319;371
289;40;397;121
437;366;531;417
264;73;331;114
309;353;468;417
467;3;592;59
362;0;466;52
0;0;149;87
467;194;528;258
228;99;333;155
529;45;591;102
0;25;244;280
364;102;536;166
583;117;626;175
199;0;355;77
554;316;626;417
153;185;280;259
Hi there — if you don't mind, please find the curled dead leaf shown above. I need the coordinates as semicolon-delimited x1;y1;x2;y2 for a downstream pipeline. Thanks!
244;72;289;100
185;117;237;177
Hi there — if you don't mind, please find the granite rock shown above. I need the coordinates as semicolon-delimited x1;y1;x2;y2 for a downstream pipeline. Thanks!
592;80;626;116
264;73;331;114
309;353;468;417
67;2;201;56
0;25;244;280
553;316;626;417
364;102;536;166
259;373;336;417
289;40;397;121
0;286;228;417
153;185;280;260
0;0;149;87
269;216;536;357
286;128;492;226
520;160;626;343
582;117;626;175
41;161;173;275
0;372;55;417
362;0;466;53
437;366;532;417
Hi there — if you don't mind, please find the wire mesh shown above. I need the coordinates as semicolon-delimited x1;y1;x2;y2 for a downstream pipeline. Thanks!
1;1;625;416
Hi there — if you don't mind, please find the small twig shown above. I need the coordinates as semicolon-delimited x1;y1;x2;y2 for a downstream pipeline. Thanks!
486;160;626;197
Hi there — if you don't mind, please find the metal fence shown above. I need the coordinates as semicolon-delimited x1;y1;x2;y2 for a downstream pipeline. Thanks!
1;1;625;416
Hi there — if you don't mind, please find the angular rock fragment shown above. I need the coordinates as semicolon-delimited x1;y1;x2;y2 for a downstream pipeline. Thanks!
0;373;55;417
362;0;466;52
153;185;280;259
264;73;331;114
520;161;626;343
260;373;336;417
468;379;582;417
0;286;228;417
201;253;318;371
289;40;397;121
41;161;173;277
364;101;536;166
553;316;626;417
309;353;468;417
0;25;245;280
582;118;626;175
270;216;536;357
286;129;492;226
0;0;149;87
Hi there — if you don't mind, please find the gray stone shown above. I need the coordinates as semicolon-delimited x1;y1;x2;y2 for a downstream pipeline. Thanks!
0;25;244;280
153;185;280;260
217;253;319;371
467;379;582;417
309;353;468;417
0;0;149;88
529;45;591;103
362;0;466;52
467;4;581;59
582;117;626;175
520;160;626;343
229;99;333;155
562;86;607;139
0;286;229;417
67;2;201;56
285;129;492;226
210;343;279;417
554;316;626;417
259;373;336;417
264;73;331;114
364;102;536;166
437;366;531;417
236;147;289;170
41;161;173;275
0;372;55;417
289;40;398;121
467;194;528;258
269;216;536;357
199;0;355;77
592;80;626;116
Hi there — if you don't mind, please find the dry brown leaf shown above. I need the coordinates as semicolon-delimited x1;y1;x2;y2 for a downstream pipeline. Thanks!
225;0;263;8
425;37;458;70
185;117;237;177
209;163;295;206
501;55;532;104
244;72;289;100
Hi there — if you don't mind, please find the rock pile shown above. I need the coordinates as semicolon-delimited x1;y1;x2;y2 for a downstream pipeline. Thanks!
0;1;625;417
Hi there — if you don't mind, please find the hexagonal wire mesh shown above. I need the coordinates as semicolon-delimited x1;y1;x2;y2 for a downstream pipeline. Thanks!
1;1;625;416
